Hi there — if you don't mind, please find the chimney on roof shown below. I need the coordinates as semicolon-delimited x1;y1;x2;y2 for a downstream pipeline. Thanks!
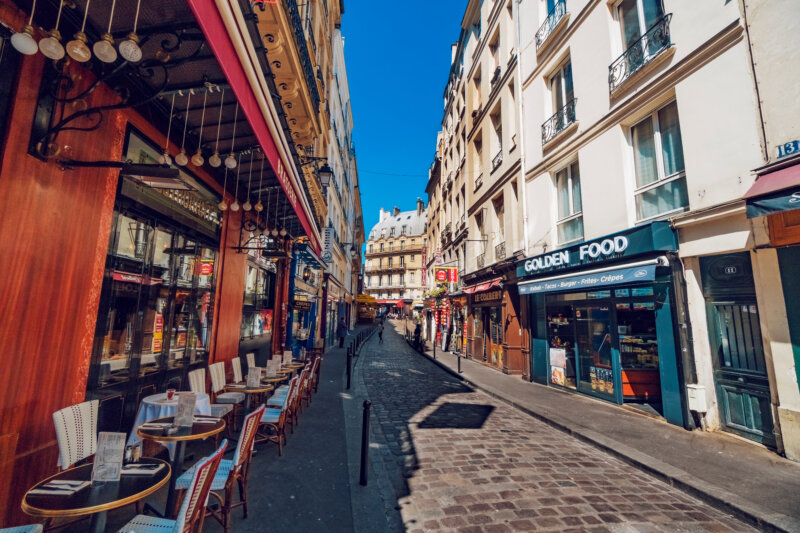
417;198;424;216
379;208;388;222
393;206;400;217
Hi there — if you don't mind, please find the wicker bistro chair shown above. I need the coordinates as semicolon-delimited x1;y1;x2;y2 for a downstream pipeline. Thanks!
245;352;255;371
173;405;266;533
258;378;299;455
301;358;320;408
0;526;43;533
230;357;244;386
188;369;234;445
311;355;322;394
116;440;228;533
209;362;245;430
52;400;98;470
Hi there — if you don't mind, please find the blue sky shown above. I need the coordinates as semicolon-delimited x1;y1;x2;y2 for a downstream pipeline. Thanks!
343;1;467;239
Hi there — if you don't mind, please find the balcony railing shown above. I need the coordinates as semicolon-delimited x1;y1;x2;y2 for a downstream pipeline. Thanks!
490;66;502;90
285;0;321;111
476;253;485;270
441;223;452;247
495;241;506;261
492;149;503;172
608;14;672;94
541;99;577;145
475;172;483;189
536;0;567;49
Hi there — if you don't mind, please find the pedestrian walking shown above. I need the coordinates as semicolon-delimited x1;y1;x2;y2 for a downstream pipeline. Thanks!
337;317;347;348
378;322;384;344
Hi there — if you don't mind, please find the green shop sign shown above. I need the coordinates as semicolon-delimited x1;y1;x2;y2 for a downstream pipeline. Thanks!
516;221;677;279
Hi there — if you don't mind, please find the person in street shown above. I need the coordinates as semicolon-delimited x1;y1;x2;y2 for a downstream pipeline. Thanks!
337;317;347;348
414;322;422;350
378;322;384;344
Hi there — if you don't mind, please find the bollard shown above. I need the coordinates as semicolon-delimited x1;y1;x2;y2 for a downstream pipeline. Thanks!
346;347;352;390
433;340;436;360
457;352;461;374
360;400;371;486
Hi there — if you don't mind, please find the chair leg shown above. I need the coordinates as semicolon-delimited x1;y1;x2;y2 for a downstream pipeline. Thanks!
238;478;248;518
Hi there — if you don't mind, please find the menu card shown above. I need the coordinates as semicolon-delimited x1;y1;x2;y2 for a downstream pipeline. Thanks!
247;367;262;388
283;350;292;365
92;432;126;483
266;359;278;377
175;392;196;427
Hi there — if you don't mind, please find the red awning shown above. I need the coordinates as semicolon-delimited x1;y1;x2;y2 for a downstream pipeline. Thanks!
463;277;502;294
743;164;800;199
187;0;320;255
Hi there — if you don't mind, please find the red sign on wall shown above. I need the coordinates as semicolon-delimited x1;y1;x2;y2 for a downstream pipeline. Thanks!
434;267;458;283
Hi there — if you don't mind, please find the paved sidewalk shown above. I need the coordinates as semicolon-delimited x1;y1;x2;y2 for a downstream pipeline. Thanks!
356;320;756;532
395;320;800;533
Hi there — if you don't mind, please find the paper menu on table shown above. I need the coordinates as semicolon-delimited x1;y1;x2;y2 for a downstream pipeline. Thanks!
283;350;292;365
92;432;126;483
266;359;278;376
247;367;262;388
174;392;196;427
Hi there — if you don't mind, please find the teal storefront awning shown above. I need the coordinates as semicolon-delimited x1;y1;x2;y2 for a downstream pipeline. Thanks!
519;264;657;295
744;164;800;218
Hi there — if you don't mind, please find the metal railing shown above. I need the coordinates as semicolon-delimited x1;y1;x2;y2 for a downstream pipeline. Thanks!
536;0;567;49
285;0;321;111
492;149;503;172
495;241;506;261
490;66;502;90
608;14;672;93
541;99;577;145
475;172;483;189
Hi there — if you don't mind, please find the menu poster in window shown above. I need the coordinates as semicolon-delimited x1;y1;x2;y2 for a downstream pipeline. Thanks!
175;392;196;427
247;367;262;388
550;347;567;386
92;432;126;483
261;309;273;334
152;312;163;353
551;366;566;386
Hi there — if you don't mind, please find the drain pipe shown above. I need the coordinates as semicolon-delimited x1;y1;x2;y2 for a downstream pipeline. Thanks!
667;251;698;431
514;0;530;256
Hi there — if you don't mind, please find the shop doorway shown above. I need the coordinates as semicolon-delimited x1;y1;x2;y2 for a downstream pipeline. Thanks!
701;254;775;448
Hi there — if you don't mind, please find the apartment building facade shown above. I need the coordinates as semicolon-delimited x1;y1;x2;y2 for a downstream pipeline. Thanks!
425;0;800;460
365;203;426;311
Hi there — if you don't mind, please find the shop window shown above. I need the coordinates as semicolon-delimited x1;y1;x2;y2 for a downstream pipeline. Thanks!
555;161;583;244
0;28;21;164
631;101;688;220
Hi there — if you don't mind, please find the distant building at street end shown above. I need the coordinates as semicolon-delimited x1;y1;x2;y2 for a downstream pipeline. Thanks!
364;201;427;313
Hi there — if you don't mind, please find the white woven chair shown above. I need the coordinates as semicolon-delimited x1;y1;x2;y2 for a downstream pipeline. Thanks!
210;362;245;429
52;400;98;470
231;357;243;385
116;440;228;533
189;368;233;433
0;526;43;533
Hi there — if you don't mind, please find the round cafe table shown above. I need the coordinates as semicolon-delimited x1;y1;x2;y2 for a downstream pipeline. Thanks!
128;392;211;448
241;384;274;412
137;415;225;518
262;375;288;385
22;458;170;533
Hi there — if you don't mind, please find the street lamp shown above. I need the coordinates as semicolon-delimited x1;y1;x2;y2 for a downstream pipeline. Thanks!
298;155;333;189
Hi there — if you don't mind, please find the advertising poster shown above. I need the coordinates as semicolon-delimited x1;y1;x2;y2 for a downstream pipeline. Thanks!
152;312;163;353
551;366;566;386
549;348;567;386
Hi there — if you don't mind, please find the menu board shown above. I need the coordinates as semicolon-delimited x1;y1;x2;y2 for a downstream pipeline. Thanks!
92;432;126;483
247;367;262;388
175;392;196;427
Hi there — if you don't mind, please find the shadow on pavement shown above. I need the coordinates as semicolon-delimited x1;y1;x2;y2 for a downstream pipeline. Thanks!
417;402;494;429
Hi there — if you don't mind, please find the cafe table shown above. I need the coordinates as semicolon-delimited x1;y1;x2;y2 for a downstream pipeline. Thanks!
136;415;225;518
262;375;288;385
225;383;274;412
128;392;211;450
22;458;170;533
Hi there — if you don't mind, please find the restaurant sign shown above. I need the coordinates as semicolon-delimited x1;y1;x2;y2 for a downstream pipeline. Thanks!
516;221;677;279
474;289;502;303
434;267;458;283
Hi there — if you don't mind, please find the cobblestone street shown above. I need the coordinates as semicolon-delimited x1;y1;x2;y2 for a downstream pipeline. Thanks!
358;321;756;533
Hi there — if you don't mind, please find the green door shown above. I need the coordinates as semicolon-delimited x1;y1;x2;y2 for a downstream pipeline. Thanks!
701;253;776;448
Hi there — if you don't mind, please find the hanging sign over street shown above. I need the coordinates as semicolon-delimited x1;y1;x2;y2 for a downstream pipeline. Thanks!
434;267;458;283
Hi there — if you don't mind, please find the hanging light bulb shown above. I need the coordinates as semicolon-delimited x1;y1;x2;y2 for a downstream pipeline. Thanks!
11;0;39;55
243;150;254;211
209;89;225;167
159;93;176;165
225;102;239;169
67;0;92;62
93;0;118;63
254;154;265;212
218;167;229;211
118;0;143;62
279;201;287;236
175;91;192;166
230;152;242;211
39;0;66;60
191;90;208;166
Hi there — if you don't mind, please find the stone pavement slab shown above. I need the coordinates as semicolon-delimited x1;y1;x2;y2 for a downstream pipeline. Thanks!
398;321;800;533
357;321;758;533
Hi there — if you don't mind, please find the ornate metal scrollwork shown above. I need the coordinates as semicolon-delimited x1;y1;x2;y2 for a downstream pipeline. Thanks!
608;14;672;94
536;0;567;49
541;98;577;146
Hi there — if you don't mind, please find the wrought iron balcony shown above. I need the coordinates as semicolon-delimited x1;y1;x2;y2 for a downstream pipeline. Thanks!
475;172;483;189
441;223;452;246
492;149;503;172
495;241;506;261
285;0;321;111
490;66;502;90
536;0;567;49
477;253;485;270
609;14;672;94
541;99;577;145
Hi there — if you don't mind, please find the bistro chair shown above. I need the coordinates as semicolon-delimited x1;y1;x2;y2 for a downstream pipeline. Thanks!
115;440;228;533
189;369;234;443
311;356;323;394
174;405;266;532
231;357;244;386
209;362;245;429
0;526;43;533
258;378;299;455
301;358;320;407
52;400;98;470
